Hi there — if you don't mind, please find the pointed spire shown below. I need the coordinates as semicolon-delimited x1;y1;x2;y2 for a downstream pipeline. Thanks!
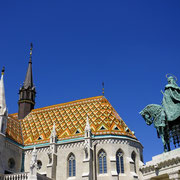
23;43;33;89
85;116;91;131
0;67;7;115
18;44;36;119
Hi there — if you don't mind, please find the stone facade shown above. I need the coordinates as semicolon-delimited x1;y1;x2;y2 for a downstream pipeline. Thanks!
0;49;144;180
23;136;143;180
140;148;180;180
0;134;22;174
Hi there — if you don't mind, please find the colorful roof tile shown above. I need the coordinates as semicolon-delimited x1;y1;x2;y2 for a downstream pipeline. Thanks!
7;96;136;146
7;114;23;145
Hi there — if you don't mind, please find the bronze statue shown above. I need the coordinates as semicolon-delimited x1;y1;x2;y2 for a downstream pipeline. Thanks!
140;75;180;152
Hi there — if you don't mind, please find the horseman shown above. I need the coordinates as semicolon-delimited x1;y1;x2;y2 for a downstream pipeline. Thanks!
162;75;180;121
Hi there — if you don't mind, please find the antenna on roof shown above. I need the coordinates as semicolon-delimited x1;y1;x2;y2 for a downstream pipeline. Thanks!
102;82;104;96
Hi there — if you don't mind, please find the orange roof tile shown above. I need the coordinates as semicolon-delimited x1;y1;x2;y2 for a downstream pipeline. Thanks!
7;96;136;146
7;114;23;145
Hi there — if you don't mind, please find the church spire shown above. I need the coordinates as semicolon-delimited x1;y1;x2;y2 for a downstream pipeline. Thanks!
0;67;6;116
18;43;36;119
24;43;33;89
0;67;8;134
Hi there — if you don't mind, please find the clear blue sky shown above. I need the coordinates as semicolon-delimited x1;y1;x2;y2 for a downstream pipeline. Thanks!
0;1;180;163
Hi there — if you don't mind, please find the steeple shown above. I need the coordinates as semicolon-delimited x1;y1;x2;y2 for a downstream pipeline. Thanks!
24;43;33;89
0;67;8;134
0;67;7;116
18;43;36;119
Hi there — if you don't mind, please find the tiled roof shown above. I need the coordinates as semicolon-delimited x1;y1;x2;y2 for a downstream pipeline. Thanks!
7;96;136;146
7;114;23;145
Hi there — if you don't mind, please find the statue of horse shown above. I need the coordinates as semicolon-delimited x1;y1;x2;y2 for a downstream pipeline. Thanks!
140;104;170;152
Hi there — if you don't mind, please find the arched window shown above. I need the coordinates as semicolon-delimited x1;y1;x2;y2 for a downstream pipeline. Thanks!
116;149;124;174
68;153;76;177
131;151;136;173
98;150;107;174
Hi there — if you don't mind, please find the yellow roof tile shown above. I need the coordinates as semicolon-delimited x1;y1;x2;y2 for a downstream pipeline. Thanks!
7;96;136;146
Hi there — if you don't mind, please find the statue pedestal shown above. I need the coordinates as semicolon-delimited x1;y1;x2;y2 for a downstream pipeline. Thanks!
140;148;180;180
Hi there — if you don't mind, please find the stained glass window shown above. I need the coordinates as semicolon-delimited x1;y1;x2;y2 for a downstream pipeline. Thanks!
98;150;107;174
68;154;76;177
116;150;124;174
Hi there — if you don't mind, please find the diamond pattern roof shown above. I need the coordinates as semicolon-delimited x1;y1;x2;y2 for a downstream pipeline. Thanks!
7;114;23;145
7;96;136;146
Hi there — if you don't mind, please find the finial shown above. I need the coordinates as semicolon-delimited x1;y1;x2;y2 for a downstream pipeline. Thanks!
102;82;104;96
51;122;57;137
29;43;33;62
85;115;91;131
1;67;5;75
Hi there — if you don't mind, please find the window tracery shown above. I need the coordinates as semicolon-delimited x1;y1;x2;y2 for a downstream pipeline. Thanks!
116;149;124;174
98;150;107;174
68;153;76;177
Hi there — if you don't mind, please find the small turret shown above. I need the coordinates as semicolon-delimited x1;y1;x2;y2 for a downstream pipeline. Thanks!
0;67;7;134
18;43;36;119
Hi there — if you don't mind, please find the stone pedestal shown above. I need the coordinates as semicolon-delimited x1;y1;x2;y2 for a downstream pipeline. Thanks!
140;148;180;180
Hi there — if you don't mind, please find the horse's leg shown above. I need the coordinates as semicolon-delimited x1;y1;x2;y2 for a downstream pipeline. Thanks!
160;127;168;152
165;128;171;151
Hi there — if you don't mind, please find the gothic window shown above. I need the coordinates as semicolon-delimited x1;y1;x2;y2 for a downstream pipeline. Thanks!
98;150;107;174
68;153;76;177
116;149;124;174
131;151;136;173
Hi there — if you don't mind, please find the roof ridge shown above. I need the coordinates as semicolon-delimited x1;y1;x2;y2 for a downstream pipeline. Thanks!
31;96;104;112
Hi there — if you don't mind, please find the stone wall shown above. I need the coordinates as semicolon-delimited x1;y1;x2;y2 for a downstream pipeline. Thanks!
140;148;180;180
0;134;22;174
24;136;143;180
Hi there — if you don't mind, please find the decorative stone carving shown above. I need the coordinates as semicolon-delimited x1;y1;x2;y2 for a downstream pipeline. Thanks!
140;148;180;180
28;147;37;180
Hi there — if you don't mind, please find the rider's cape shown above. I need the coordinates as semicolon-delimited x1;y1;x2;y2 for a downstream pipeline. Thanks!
162;84;180;121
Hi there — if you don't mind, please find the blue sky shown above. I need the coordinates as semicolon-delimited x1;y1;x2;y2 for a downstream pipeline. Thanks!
0;1;180;162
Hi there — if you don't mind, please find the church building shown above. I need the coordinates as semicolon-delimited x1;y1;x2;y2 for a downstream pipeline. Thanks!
0;45;143;180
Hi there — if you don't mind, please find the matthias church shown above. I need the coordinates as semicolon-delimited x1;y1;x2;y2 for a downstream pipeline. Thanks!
2;45;178;180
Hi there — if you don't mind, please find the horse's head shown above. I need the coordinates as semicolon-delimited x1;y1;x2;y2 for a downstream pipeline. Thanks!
140;108;153;126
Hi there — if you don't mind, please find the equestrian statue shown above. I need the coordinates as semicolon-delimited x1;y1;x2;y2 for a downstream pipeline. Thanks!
140;75;180;152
